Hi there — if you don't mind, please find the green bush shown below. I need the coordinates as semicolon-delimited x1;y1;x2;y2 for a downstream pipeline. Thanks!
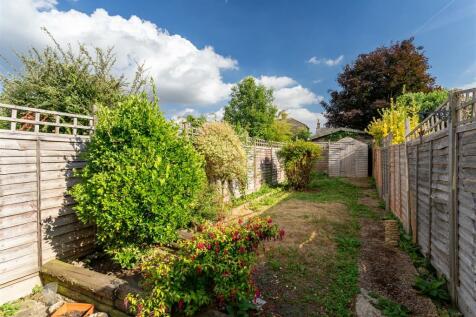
194;122;247;201
277;141;321;190
71;94;206;260
126;217;284;317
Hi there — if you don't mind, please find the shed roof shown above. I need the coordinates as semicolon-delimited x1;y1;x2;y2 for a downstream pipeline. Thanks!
310;127;368;140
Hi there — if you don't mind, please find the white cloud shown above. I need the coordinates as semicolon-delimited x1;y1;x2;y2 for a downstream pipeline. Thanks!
171;108;198;122
256;75;323;109
255;75;325;132
256;75;297;90
0;0;237;106
274;86;323;109
307;55;344;66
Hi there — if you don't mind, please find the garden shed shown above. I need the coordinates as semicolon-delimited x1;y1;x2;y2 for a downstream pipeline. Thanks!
315;137;368;178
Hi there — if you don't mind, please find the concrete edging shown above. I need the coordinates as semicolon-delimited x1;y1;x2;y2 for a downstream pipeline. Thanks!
40;260;139;317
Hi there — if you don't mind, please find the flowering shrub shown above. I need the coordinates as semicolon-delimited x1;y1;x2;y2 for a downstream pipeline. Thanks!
126;217;284;316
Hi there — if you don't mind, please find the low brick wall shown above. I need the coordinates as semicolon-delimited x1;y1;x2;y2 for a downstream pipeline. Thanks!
40;260;138;317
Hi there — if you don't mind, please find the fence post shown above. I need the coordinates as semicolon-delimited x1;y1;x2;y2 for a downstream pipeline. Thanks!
447;91;459;303
404;119;411;233
428;140;433;258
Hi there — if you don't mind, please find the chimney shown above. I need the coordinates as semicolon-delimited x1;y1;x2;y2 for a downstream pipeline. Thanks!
316;119;321;130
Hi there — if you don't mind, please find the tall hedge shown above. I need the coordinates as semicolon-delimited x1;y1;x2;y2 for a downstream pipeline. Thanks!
278;141;321;190
71;95;205;254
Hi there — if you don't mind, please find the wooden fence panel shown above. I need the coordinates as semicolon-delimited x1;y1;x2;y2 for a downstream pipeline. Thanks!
417;142;431;256
0;132;95;290
0;135;39;285
430;134;450;278
457;127;476;316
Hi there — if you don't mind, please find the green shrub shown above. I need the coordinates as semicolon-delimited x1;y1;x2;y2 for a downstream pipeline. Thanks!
194;122;247;202
126;217;284;317
277;141;321;190
71;94;206;260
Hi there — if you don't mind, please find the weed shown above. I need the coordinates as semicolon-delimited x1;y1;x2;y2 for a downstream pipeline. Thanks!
369;292;410;317
414;275;450;302
268;258;281;271
31;284;43;295
0;302;20;317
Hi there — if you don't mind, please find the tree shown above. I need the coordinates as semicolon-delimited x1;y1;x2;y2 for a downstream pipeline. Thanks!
322;38;436;130
185;114;207;129
0;28;146;115
224;77;277;139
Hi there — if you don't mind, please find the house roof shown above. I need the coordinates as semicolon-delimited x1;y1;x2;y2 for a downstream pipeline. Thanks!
285;117;309;131
310;127;368;140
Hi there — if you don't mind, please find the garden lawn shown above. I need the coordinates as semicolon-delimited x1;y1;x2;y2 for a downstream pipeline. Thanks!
253;174;377;316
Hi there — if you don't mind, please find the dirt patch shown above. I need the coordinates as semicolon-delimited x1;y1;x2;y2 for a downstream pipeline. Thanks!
355;179;438;316
253;199;349;316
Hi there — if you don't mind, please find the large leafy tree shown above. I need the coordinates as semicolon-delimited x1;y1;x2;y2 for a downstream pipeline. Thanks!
224;77;277;139
0;28;146;115
322;38;436;130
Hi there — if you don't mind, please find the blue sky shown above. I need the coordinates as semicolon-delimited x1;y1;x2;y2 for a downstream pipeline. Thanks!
1;0;475;131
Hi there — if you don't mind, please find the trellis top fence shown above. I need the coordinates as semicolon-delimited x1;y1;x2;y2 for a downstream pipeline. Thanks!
406;88;476;140
374;87;476;316
180;122;286;148
0;103;94;136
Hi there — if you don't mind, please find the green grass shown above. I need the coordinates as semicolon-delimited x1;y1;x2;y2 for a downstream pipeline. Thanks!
0;302;20;317
289;173;376;316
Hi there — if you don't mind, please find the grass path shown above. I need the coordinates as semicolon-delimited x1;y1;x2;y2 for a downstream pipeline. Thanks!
253;174;377;316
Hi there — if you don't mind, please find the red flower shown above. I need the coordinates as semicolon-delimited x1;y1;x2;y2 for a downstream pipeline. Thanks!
238;218;243;224
196;265;202;274
267;217;272;224
178;299;185;311
197;242;206;250
239;246;245;254
253;289;261;303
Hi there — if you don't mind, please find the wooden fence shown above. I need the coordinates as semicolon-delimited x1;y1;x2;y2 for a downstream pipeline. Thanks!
0;105;285;303
0;104;95;303
373;88;476;316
